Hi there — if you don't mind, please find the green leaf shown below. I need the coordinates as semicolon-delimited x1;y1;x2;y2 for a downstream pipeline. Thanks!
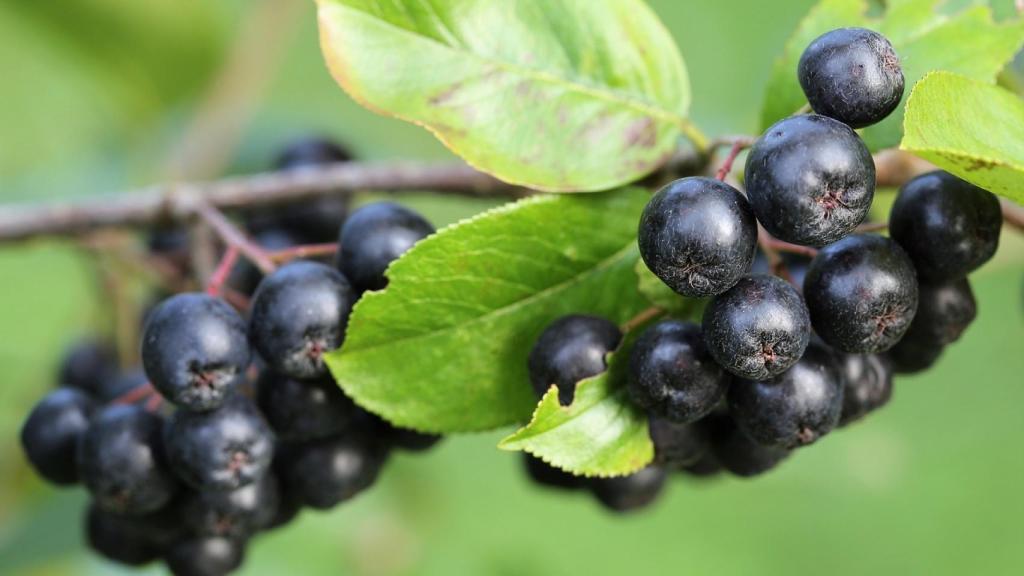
901;71;1024;203
634;259;704;317
316;0;699;192
325;188;650;433
498;335;653;477
760;0;1024;151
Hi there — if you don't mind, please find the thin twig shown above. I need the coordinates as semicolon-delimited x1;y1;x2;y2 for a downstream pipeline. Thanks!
621;306;664;333
1002;199;1024;233
222;287;252;312
193;201;276;274
856;221;889;233
267;242;339;263
113;382;155;405
757;226;792;283
715;139;752;181
760;235;819;259
206;246;240;296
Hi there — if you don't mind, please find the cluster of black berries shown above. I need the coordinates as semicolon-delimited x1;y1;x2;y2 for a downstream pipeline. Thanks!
19;139;443;575
523;28;1003;510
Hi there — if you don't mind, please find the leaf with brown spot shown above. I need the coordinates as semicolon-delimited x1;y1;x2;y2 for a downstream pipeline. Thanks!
316;0;698;192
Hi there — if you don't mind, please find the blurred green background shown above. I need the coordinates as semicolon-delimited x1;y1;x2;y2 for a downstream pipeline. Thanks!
1;1;1022;575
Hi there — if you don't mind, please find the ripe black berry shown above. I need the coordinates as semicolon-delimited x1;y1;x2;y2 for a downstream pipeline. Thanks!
904;278;977;346
86;505;161;567
523;454;584;491
381;423;443;452
528;315;622;405
249;261;355;380
590;466;667;513
627;320;730;422
141;293;251;412
338;202;435;292
680;451;723;479
257;372;358;442
181;473;280;539
648;416;711;468
637;177;757;297
838;353;893;426
728;340;844;448
707;415;790;477
798;27;904;128
804;234;919;353
165;536;245;576
58;338;117;396
745;114;875;246
283;432;388;509
886;336;943;374
20;388;94;485
78;404;178;515
702;275;811;380
889;171;1002;282
165;395;275;491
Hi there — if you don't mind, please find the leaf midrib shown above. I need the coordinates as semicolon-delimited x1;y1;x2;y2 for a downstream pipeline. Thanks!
332;1;687;128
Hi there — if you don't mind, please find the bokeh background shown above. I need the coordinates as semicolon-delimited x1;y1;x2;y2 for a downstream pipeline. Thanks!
1;1;1023;575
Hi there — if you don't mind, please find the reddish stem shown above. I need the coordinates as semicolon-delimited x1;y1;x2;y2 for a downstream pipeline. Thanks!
144;393;164;413
113;381;155;405
714;139;753;181
855;221;889;233
621;306;664;333
206;246;240;296
1002;199;1024;233
757;227;793;284
267;242;339;263
221;287;252;311
194;201;276;274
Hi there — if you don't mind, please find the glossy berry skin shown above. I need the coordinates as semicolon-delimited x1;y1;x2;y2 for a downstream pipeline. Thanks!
338;202;435;292
20;388;94;485
798;27;904;128
78;404;178;515
165;536;245;576
887;336;943;375
249;261;355;380
528;315;622;405
86;505;161;567
142;293;251;412
838;353;893;426
804;234;919;353
905;278;977;346
745;114;875;247
728;340;844;448
283;432;388;510
702;275;811;380
523;454;584;491
627;321;730;423
590;466;667;513
707;415;789;478
890;171;1002;282
637;177;757;297
648;416;711;468
257;372;357;442
181;473;280;539
165;395;275;491
58;339;117;395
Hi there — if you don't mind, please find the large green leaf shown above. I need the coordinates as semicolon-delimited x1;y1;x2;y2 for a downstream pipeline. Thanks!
760;0;1024;151
901;71;1024;203
325;188;650;433
498;336;653;477
316;0;699;192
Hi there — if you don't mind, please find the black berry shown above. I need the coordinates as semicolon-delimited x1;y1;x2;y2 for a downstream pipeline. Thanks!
798;27;904;128
58;338;117;396
904;278;977;347
889;171;1002;282
838;353;893;426
648;416;711;468
86;505;162;567
707;415;790;477
142;293;251;412
523;454;584;491
627;320;730;422
590;466;667;513
20;387;94;485
78;404;178;515
165;536;245;576
256;371;358;442
165;395;275;491
283;432;388;509
745;114;875;246
249;261;355;380
886;336;943;374
181;473;280;539
702;275;811;380
338;202;435;292
637;177;757;297
528;315;622;405
804;234;919;353
728;340;844;448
